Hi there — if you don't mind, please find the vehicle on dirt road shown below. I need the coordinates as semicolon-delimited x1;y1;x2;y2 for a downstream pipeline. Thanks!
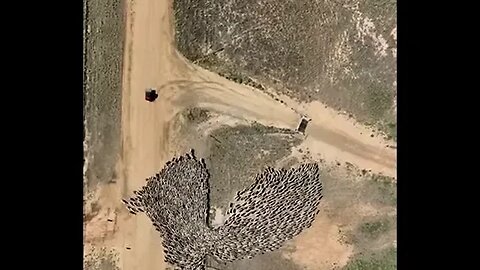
145;88;158;102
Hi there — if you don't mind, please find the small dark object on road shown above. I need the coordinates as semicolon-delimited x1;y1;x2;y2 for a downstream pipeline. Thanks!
107;219;113;222
145;89;158;102
297;116;311;134
126;247;131;250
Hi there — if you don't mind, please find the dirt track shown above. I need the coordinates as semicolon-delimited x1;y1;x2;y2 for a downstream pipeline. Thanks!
85;0;396;269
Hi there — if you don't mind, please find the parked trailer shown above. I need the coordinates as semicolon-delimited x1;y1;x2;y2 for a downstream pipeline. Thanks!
296;116;311;134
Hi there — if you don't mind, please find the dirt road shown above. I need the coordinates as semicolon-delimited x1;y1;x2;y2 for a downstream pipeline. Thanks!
86;0;396;269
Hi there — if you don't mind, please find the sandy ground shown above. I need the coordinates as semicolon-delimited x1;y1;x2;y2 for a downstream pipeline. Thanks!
84;0;396;269
283;210;354;270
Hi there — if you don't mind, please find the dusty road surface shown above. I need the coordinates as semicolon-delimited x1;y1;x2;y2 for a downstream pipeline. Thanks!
84;0;396;269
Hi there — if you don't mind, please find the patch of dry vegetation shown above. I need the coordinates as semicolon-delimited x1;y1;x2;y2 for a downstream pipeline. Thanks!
174;0;397;140
84;0;125;189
